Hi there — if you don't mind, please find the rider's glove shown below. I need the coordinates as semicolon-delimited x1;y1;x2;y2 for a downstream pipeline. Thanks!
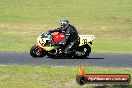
47;30;51;34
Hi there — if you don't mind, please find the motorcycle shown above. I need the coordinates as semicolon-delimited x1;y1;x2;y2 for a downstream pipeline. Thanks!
30;31;95;58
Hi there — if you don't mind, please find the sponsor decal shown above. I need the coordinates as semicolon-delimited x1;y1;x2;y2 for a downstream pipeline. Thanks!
76;66;131;85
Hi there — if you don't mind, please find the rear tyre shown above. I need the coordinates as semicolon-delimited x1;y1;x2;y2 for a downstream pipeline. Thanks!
74;44;91;59
30;45;45;58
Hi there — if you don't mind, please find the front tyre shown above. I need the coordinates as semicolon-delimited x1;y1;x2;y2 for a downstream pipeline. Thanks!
30;45;45;58
74;44;91;59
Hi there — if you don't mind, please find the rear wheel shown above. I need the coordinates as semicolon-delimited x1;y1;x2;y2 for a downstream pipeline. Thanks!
30;45;45;58
74;44;91;59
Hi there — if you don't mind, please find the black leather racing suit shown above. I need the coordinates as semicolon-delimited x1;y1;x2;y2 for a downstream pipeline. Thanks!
49;24;79;55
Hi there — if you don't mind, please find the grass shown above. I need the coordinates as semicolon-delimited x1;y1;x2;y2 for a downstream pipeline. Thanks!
0;66;132;88
0;1;132;88
0;0;132;52
0;23;132;53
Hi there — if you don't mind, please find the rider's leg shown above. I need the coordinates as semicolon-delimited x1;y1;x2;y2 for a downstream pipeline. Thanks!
63;40;78;57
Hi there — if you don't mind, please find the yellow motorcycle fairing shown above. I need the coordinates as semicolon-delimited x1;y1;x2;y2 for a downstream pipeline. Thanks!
37;33;95;51
37;36;55;51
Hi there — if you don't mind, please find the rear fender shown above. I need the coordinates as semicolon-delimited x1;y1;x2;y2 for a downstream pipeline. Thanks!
79;35;95;46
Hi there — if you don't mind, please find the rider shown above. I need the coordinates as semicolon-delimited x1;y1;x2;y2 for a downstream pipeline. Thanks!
48;19;79;56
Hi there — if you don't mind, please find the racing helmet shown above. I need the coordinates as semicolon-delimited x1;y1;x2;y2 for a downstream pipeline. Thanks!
60;19;69;29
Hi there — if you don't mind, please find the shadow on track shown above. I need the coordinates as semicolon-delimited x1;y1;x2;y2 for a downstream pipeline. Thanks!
48;56;104;60
87;57;104;59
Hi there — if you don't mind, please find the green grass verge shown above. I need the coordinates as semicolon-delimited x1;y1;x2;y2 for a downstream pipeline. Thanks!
0;66;132;88
0;1;132;88
1;23;132;53
0;0;132;52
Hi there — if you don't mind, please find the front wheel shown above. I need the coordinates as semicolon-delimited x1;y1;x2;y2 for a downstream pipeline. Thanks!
30;45;45;58
74;44;91;59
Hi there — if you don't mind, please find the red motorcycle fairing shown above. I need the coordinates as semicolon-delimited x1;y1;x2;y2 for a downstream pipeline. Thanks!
35;43;43;52
52;33;64;43
35;33;64;52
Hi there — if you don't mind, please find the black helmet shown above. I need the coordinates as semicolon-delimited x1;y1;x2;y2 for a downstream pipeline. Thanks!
60;19;69;28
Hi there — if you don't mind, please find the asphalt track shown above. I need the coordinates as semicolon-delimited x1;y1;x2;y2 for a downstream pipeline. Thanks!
0;52;132;67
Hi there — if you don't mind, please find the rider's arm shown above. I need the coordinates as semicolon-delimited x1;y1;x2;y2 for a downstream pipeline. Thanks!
59;28;70;45
62;25;77;44
64;29;70;42
48;28;61;33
